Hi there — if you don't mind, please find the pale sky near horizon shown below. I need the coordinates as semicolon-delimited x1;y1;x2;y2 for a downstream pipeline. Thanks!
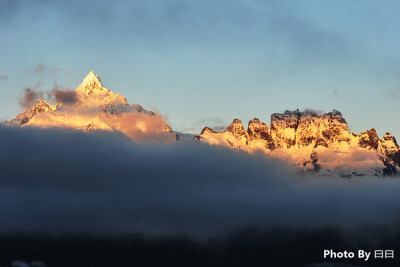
1;0;400;137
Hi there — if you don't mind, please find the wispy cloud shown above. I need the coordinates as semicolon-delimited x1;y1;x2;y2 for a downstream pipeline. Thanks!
47;82;77;105
49;66;75;83
334;89;339;98
193;117;227;132
390;86;400;98
0;74;8;81
384;86;400;100
2;1;352;64
302;108;323;115
24;64;76;83
18;85;43;109
18;82;77;108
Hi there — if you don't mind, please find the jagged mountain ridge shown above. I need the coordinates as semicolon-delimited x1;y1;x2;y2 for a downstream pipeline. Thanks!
195;109;400;177
7;71;176;142
8;98;59;126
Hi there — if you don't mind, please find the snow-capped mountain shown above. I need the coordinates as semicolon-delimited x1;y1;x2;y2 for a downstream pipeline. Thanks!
8;97;59;126
6;72;400;176
7;71;177;142
195;110;400;177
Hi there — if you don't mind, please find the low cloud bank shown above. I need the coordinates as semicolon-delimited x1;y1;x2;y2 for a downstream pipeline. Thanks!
1;125;400;237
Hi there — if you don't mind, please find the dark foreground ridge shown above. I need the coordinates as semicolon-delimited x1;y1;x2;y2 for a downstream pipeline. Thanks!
1;225;400;267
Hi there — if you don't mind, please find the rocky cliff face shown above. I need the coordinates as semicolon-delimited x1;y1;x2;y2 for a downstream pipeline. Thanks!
7;71;177;142
195;110;400;177
269;109;352;149
247;118;275;149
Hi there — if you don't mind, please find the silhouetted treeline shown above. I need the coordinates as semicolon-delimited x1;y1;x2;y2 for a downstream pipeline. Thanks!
1;225;400;266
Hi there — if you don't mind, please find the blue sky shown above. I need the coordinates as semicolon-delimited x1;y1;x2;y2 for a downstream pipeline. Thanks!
1;0;400;137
